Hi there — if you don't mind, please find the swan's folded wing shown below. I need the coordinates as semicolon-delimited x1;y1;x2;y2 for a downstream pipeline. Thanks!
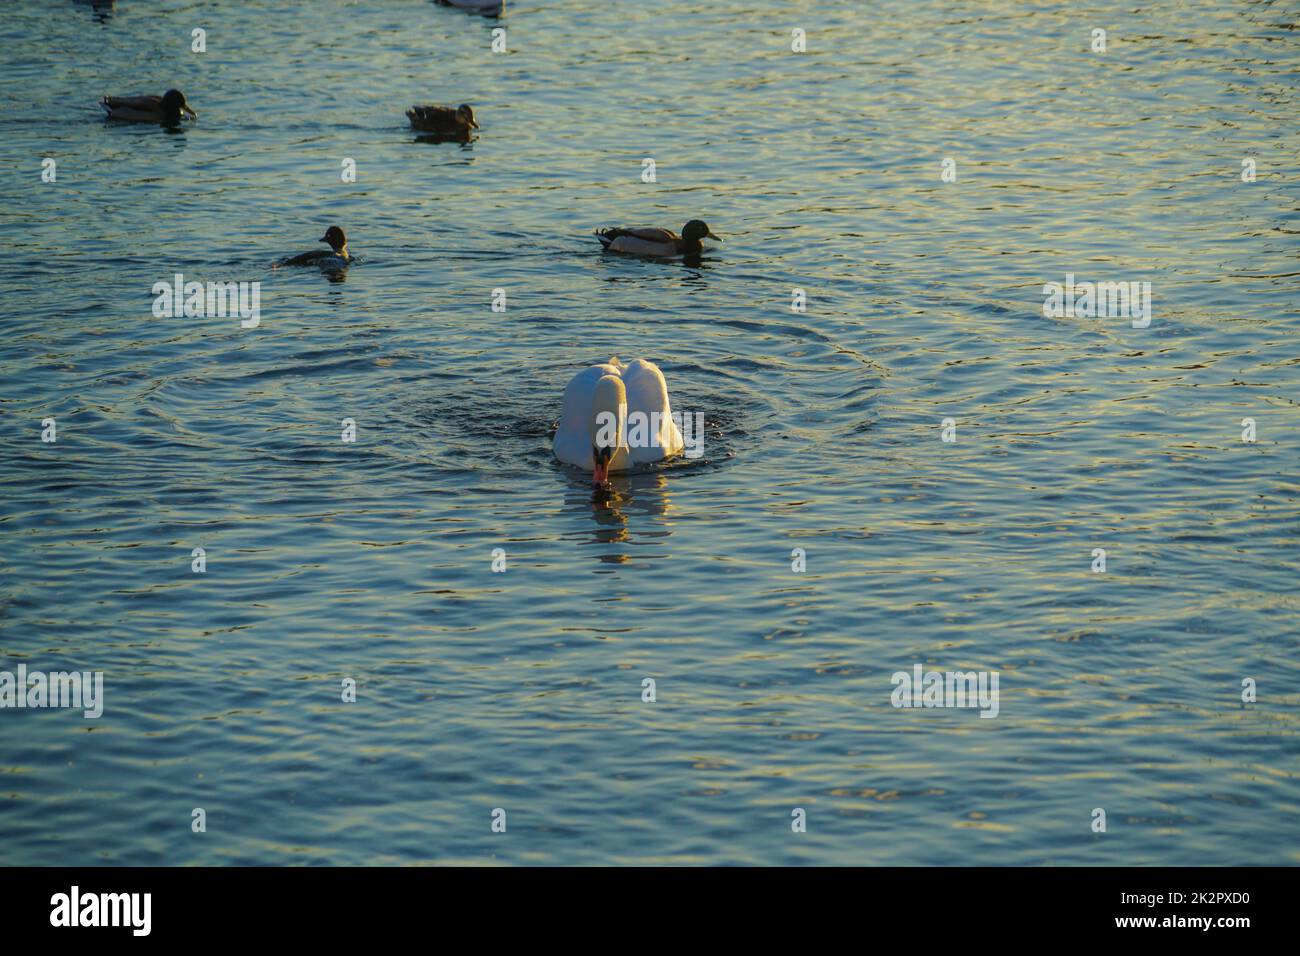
554;363;624;467
621;359;684;463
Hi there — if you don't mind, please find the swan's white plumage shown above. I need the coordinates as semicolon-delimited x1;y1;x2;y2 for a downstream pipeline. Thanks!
554;358;684;472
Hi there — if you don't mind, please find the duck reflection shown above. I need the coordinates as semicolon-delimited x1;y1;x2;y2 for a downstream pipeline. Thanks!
73;0;115;22
433;0;504;18
413;132;477;147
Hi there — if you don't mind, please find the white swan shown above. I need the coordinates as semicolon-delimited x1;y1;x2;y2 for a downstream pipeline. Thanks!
554;357;685;485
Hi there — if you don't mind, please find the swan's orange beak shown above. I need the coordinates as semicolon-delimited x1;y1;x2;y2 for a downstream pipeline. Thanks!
592;446;612;487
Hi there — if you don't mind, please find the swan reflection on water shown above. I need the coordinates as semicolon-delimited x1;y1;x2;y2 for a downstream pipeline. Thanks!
565;470;675;564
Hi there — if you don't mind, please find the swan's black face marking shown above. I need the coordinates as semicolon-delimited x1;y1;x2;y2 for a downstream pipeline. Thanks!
592;445;614;486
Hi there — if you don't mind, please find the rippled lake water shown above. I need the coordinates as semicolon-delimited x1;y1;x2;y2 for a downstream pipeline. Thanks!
1;0;1297;865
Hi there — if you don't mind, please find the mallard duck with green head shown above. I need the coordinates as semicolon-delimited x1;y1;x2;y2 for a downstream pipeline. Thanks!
595;220;721;258
100;89;196;126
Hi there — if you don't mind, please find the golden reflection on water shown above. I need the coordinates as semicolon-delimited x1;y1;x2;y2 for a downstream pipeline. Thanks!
572;471;675;563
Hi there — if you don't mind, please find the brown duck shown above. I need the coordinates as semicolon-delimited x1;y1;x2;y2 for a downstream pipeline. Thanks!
280;226;353;268
407;103;478;135
595;220;721;258
100;90;196;125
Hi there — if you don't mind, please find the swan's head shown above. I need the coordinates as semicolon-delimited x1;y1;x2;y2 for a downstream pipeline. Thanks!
590;374;627;487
